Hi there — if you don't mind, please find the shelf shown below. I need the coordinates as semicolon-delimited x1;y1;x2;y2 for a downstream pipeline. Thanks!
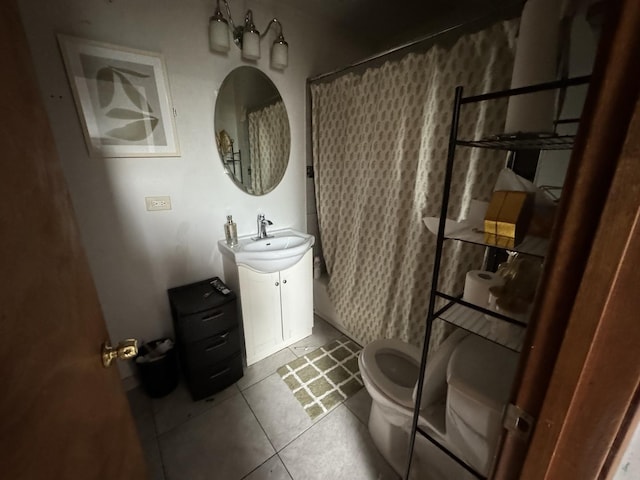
457;134;575;151
435;301;526;352
435;292;529;326
460;75;590;104
424;217;549;257
453;227;548;257
406;77;591;480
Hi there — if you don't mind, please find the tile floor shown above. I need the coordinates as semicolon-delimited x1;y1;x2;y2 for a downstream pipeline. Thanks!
127;316;399;480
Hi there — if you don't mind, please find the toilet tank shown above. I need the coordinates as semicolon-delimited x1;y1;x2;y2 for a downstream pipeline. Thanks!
445;335;518;475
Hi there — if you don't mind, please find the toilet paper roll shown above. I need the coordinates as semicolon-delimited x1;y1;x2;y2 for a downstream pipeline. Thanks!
463;270;505;308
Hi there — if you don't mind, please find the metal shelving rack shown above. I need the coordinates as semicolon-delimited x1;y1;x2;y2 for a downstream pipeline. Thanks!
224;143;243;183
404;75;591;480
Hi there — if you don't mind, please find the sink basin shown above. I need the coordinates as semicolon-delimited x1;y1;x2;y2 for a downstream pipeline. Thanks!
218;228;315;273
243;235;308;253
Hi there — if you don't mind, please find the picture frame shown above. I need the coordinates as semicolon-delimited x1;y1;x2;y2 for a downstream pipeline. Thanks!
57;35;180;158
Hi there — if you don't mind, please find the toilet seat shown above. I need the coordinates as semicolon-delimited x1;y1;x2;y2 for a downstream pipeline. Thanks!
359;339;421;408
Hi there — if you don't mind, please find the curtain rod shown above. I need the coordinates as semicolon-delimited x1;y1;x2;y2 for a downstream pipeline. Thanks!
308;6;522;84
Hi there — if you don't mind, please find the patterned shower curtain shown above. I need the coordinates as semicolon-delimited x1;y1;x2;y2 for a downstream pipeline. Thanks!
311;20;518;349
248;100;289;195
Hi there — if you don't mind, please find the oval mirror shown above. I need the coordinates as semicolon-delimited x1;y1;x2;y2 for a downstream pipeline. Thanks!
214;66;290;195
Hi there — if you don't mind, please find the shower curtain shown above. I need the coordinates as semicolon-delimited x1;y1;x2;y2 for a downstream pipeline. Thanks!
311;20;518;349
248;100;289;195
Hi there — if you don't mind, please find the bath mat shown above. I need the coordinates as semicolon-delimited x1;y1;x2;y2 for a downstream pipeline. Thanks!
277;337;363;419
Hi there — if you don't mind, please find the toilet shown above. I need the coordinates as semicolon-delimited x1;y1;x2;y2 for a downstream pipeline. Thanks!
358;339;421;475
445;335;519;474
359;329;518;478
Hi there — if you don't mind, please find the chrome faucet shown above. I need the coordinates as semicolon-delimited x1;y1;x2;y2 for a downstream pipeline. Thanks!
256;213;273;239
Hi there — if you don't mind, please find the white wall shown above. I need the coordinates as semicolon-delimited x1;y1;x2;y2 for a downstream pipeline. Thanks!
18;0;366;377
535;6;599;189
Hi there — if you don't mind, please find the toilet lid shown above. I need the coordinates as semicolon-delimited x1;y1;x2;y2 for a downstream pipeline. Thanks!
447;335;518;411
360;339;421;408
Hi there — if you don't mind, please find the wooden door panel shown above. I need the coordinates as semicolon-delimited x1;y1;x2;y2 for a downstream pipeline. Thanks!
520;76;640;480
0;2;146;478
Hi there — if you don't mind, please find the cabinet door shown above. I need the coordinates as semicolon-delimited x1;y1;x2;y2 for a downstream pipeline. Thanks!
280;250;314;343
238;266;283;365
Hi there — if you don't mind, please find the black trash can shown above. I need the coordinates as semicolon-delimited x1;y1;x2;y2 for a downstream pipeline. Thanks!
136;339;180;398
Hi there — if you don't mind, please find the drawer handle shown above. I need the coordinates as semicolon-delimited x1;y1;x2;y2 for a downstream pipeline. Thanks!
204;332;230;351
209;367;230;380
201;311;224;322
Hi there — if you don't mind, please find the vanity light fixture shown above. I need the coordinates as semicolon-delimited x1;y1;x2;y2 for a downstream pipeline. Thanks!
209;0;288;70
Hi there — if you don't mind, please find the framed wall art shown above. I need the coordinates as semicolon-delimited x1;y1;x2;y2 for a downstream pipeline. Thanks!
57;35;180;158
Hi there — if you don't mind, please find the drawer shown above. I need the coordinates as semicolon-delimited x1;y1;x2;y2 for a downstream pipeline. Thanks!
186;353;243;400
177;301;237;343
183;327;241;370
168;277;236;316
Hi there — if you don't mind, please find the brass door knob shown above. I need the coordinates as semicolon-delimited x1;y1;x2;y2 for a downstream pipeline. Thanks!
102;339;138;368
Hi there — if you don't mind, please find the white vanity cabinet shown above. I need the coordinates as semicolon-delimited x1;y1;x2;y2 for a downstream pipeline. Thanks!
238;249;313;365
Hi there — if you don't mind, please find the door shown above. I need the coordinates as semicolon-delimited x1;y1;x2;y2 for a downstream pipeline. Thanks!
237;266;283;365
281;250;314;343
0;3;146;479
492;1;640;477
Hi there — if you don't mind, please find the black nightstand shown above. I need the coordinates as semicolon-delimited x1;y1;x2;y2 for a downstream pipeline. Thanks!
167;277;243;400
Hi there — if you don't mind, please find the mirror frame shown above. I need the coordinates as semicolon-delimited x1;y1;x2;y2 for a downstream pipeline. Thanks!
214;66;291;196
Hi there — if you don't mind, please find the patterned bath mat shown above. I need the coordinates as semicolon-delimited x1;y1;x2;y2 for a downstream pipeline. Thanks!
277;337;363;419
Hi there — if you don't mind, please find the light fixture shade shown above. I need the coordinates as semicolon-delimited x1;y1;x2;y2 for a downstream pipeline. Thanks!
209;17;230;53
270;40;288;70
242;30;261;60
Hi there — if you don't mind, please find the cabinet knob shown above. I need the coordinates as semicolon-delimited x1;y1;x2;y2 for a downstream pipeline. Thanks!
275;281;279;286
283;279;287;284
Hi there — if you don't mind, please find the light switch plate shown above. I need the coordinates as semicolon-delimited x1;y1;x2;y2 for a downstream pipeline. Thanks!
145;196;172;211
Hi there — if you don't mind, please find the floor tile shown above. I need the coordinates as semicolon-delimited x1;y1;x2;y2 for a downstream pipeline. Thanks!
127;387;157;442
127;386;152;417
124;319;397;480
141;436;166;480
159;394;274;480
288;317;344;357
243;373;314;451
152;381;239;435
344;388;373;426
410;435;478;480
279;405;399;480
237;347;297;391
243;455;292;480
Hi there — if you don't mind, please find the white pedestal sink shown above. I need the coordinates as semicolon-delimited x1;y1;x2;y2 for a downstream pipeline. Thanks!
218;228;315;365
218;228;315;273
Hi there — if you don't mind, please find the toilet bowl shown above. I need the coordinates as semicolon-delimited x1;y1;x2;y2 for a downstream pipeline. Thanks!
358;339;421;475
359;330;518;478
